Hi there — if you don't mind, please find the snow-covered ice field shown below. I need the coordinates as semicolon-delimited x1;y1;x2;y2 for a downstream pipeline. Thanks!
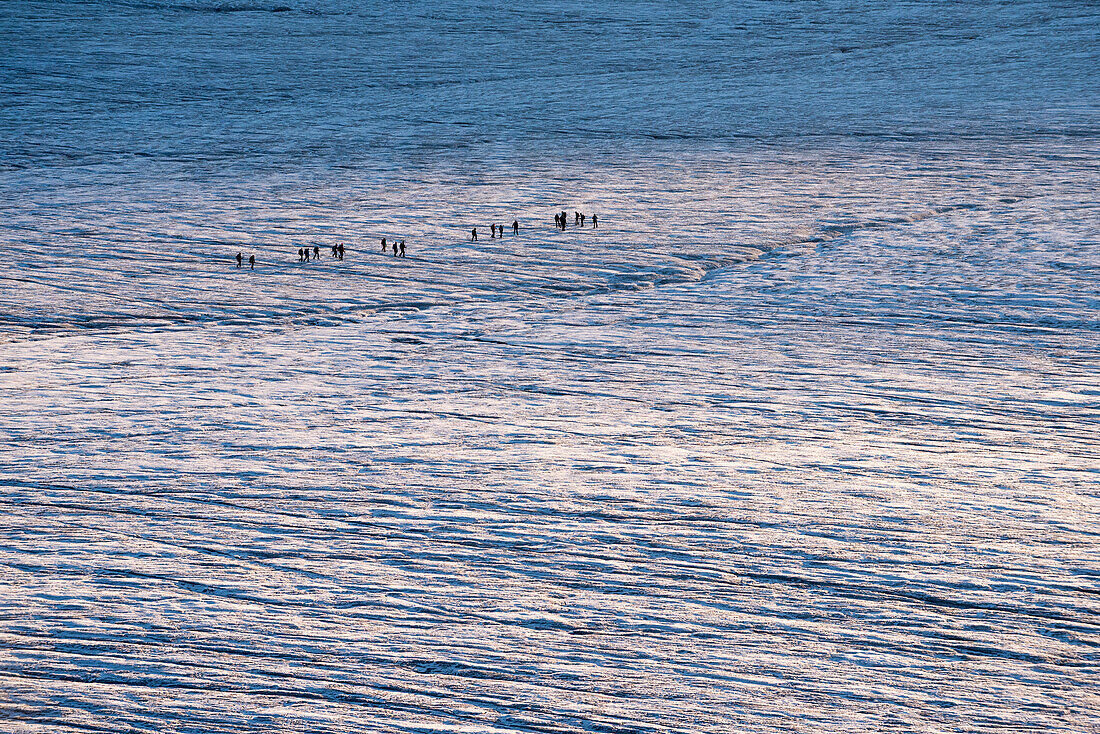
1;2;1098;732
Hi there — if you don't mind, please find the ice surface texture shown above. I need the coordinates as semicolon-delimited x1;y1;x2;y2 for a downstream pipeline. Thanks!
1;1;1098;732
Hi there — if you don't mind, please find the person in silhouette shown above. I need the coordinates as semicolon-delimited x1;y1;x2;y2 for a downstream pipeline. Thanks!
337;243;345;260
490;224;497;238
381;238;387;253
399;241;406;257
236;252;242;268
512;219;519;234
298;248;304;262
592;213;598;228
554;214;560;228
313;246;320;260
580;213;585;227
248;254;255;270
331;244;338;258
471;228;478;241
561;211;568;229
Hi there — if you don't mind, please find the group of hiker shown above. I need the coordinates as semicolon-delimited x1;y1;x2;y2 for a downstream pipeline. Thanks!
554;211;597;230
470;212;597;241
471;219;520;242
380;238;407;257
297;246;336;262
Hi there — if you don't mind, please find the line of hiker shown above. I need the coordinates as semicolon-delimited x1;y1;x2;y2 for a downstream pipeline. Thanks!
235;210;599;269
380;238;407;257
235;238;422;269
298;244;346;262
554;211;597;230
472;220;520;241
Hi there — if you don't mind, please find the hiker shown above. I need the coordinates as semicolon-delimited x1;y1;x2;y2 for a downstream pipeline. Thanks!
331;244;338;258
298;248;304;261
574;211;580;225
512;219;519;234
313;246;320;260
381;237;387;253
248;254;255;270
561;211;568;229
236;252;242;268
471;228;478;241
580;213;585;227
592;213;598;228
337;243;345;260
399;241;406;257
554;213;560;228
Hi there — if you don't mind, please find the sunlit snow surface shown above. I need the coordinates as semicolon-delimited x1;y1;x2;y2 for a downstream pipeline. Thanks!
1;1;1099;732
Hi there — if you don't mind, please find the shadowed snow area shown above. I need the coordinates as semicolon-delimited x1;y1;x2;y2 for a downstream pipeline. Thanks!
1;1;1099;732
